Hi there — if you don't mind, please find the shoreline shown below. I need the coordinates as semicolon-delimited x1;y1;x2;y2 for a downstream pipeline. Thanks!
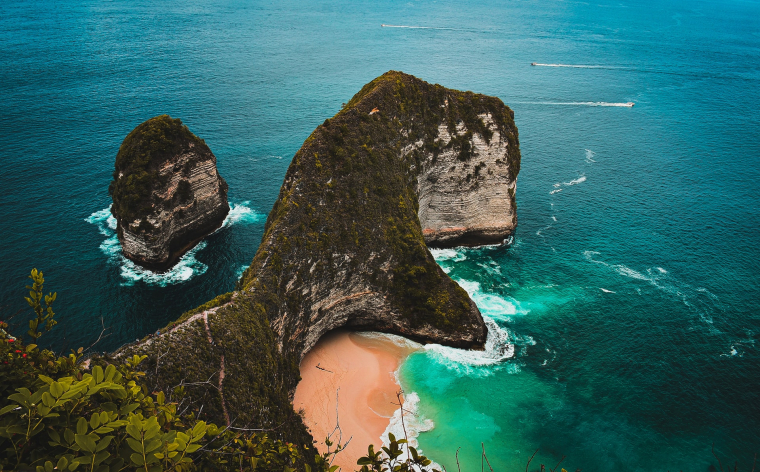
293;330;418;469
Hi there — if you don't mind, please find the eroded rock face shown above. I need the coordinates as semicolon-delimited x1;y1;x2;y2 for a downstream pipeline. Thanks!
109;115;229;271
417;117;518;247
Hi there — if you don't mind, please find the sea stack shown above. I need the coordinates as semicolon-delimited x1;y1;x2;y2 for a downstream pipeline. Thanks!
109;115;229;271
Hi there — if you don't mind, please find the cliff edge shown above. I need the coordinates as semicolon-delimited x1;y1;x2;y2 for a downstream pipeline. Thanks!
115;72;520;436
109;115;230;271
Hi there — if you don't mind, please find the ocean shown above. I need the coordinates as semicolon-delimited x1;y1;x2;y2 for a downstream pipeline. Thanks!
1;0;758;470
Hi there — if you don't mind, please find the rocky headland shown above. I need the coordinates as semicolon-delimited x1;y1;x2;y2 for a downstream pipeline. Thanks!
113;71;520;446
109;115;229;271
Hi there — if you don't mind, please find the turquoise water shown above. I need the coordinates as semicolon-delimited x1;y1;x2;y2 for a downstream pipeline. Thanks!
1;0;759;469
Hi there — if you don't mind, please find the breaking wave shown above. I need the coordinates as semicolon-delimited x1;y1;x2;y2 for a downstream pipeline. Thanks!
219;201;264;229
381;392;441;469
429;248;467;262
418;278;536;376
585;149;597;163
86;202;260;286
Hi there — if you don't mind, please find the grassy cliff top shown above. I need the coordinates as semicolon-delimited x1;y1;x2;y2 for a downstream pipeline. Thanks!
109;115;210;221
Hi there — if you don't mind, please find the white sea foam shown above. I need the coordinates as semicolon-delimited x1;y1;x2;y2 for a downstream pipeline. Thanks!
429;247;467;262
219;201;263;229
600;288;616;293
585;149;597;163
564;175;587;186
86;202;259;286
418;279;524;375
584;251;724;331
381;392;441;469
550;188;563;195
235;264;249;281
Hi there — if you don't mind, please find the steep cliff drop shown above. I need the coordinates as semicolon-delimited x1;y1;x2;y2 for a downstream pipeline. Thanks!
114;72;520;442
109;115;230;271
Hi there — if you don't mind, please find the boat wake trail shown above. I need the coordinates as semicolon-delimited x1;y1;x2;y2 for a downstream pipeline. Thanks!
381;23;475;32
520;101;635;107
531;63;626;69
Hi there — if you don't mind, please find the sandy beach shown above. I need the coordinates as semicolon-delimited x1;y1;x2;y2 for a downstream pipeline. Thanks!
293;330;417;470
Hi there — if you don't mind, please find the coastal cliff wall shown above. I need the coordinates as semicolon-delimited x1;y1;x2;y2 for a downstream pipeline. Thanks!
109;115;230;271
114;72;520;439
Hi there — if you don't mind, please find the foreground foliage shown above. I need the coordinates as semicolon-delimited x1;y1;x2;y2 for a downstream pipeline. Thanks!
0;270;442;472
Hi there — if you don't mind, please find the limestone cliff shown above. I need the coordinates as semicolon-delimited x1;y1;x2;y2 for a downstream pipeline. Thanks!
109;115;229;271
114;72;520;437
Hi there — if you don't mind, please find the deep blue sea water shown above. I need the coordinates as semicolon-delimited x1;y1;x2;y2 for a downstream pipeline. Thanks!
1;0;759;470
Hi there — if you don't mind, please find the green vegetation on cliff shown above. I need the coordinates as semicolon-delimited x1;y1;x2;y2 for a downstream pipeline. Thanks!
108;115;212;223
238;71;518;342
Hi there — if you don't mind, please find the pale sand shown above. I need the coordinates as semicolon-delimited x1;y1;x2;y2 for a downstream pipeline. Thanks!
293;330;417;470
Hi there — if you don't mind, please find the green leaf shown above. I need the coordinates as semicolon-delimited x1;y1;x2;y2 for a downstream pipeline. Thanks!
96;435;114;452
191;420;206;438
90;413;101;429
77;417;88;435
39;375;54;385
50;381;63;398
56;456;68;470
126;438;144;453
8;393;30;406
130;453;145;466
185;444;201;453
144;438;162;453
0;404;18;415
126;424;141;441
120;402;140;416
41;392;56;407
93;366;104;384
48;428;61;444
105;364;116;382
75;433;97;453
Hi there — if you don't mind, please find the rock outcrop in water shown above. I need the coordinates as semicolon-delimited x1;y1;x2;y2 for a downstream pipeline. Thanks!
109;115;229;271
113;72;520;440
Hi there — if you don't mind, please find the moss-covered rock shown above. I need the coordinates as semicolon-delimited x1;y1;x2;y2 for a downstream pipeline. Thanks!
115;71;520;451
109;115;229;271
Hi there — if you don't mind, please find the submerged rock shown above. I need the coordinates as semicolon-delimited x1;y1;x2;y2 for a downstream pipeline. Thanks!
116;71;520;434
109;115;229;271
